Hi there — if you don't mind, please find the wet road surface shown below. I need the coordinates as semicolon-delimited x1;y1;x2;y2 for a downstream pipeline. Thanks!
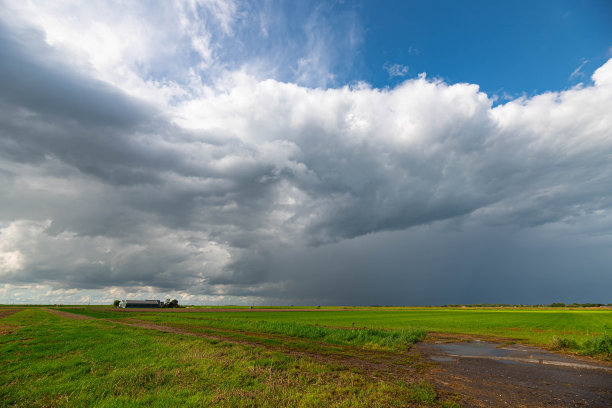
417;340;612;407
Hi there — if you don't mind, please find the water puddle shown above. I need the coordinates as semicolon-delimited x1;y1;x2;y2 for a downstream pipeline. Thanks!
424;341;612;372
435;342;514;358
430;356;456;362
498;359;530;366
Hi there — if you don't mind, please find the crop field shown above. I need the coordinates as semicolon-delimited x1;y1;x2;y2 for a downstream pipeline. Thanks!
1;306;611;407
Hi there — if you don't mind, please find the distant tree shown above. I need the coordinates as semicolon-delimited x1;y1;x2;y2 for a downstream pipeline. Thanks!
113;300;120;307
163;298;180;308
550;302;565;307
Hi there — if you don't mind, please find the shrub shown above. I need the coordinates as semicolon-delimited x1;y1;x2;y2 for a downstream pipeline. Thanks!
551;334;612;359
582;334;612;358
551;336;578;350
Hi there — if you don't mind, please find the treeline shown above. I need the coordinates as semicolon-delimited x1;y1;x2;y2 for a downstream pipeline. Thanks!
440;303;612;308
549;302;612;308
441;303;515;307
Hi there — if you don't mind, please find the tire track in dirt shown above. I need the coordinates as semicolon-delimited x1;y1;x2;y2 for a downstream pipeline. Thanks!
1;309;27;335
47;309;96;320
0;308;22;319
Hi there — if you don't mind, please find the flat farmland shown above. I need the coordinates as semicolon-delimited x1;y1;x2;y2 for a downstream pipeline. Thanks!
64;306;612;347
0;308;454;408
2;307;612;407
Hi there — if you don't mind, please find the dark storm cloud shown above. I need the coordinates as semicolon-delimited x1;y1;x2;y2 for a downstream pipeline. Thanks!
0;23;163;184
0;27;148;128
1;15;612;304
256;225;612;305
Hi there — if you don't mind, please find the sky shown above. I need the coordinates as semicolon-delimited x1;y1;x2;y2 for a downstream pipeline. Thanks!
0;0;611;305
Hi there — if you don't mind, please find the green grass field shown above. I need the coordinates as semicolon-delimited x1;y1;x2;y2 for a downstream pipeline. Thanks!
63;306;612;353
2;306;611;407
0;308;457;408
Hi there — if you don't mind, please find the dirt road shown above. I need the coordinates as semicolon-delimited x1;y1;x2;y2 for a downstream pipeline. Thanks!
416;341;612;407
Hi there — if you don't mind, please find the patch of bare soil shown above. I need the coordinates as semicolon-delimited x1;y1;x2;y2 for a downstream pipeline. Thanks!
426;332;522;344
46;309;95;320
0;327;20;335
417;342;612;407
0;308;21;319
0;309;22;334
426;331;612;368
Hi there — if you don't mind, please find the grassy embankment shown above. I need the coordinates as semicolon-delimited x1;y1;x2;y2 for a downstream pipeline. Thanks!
0;308;455;408
64;307;612;359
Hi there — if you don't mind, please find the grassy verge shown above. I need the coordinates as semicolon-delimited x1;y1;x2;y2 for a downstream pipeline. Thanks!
1;309;457;407
551;334;612;359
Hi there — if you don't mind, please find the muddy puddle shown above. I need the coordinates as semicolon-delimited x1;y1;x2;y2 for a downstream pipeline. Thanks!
424;340;612;371
417;340;612;407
